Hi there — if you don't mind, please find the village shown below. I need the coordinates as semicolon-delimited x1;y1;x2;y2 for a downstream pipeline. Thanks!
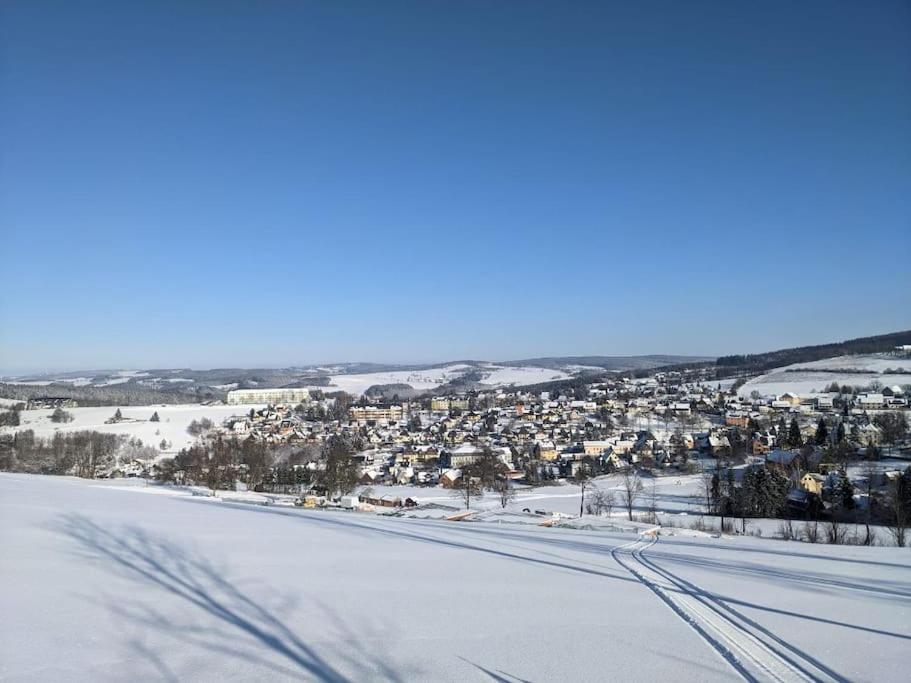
124;362;908;539
3;351;910;544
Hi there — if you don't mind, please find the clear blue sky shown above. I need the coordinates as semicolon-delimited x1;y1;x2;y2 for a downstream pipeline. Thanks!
1;1;909;374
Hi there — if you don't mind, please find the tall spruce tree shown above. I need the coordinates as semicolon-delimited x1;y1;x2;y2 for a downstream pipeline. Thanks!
788;418;802;448
815;418;828;445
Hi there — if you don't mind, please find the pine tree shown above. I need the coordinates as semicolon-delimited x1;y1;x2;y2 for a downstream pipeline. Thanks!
150;411;160;423
788;418;802;448
838;476;855;510
776;417;787;445
815;418;828;445
114;408;123;422
835;420;846;443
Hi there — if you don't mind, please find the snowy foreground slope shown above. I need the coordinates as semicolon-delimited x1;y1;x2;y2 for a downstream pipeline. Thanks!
1;475;909;682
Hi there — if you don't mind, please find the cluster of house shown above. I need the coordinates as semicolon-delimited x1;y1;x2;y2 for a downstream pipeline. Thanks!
202;370;735;485
184;364;910;501
728;387;907;414
25;396;78;410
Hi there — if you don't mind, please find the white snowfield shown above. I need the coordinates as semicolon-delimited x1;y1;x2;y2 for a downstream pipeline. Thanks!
739;354;911;398
324;364;473;395
476;365;569;386
1;474;909;682
323;364;570;396
1;404;259;452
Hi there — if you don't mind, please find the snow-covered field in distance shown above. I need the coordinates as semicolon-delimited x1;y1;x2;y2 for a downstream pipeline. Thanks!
323;363;570;395
738;354;911;397
0;404;258;452
476;365;569;386
322;364;474;395
1;473;908;682
361;473;707;517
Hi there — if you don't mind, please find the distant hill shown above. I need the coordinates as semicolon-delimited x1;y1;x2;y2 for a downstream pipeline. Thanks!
0;355;712;404
4;334;907;405
717;330;911;375
501;355;713;371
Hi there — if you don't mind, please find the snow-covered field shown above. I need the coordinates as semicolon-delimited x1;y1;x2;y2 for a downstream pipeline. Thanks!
787;355;911;374
1;473;908;682
324;364;474;395
0;404;259;452
476;365;569;386
324;363;570;395
362;473;707;518
739;354;911;397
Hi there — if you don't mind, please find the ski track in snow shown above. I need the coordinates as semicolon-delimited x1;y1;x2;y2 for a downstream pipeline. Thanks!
612;537;843;683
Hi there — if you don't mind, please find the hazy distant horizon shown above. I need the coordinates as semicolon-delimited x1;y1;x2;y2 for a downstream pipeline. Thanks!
3;324;909;377
3;354;718;379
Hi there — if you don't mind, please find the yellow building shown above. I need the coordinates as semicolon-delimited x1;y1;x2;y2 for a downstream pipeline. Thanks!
431;397;469;411
800;473;825;495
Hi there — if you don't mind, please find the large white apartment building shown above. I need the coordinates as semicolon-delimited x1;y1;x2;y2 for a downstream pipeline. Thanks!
226;388;311;406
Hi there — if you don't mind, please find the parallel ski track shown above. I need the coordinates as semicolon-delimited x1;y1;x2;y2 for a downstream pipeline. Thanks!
611;535;844;683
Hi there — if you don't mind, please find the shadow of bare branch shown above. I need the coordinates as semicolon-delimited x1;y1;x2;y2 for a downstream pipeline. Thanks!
52;513;417;682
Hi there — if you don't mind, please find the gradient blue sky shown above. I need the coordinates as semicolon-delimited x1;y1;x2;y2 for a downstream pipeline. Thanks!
1;1;909;374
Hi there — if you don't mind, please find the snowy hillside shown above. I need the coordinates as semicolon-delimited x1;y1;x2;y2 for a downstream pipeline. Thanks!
323;363;570;395
323;364;474;395
739;353;911;397
476;365;569;386
2;474;908;682
1;404;257;453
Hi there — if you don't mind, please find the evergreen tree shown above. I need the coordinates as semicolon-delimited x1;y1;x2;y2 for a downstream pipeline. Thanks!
835;420;845;443
113;408;123;422
838;476;855;510
776;417;787;445
317;435;359;496
788;418;802;448
814;418;828;445
150;411;160;423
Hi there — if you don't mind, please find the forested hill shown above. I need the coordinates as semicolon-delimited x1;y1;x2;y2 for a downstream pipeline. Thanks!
0;382;221;407
717;330;911;374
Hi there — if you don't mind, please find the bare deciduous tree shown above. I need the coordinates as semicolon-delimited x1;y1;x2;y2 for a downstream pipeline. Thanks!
496;477;515;509
860;460;878;545
647;481;659;525
620;468;643;521
589;487;614;517
454;467;482;509
576;466;593;517
887;475;908;547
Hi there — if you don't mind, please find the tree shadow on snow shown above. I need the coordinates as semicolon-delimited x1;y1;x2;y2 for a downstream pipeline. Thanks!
51;513;417;682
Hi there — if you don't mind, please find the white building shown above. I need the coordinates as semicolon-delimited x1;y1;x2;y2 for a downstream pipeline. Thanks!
226;388;311;405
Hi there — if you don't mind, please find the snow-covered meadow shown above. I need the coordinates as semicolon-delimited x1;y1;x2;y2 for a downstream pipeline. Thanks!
320;363;570;396
323;364;474;395
1;404;258;453
739;354;911;397
476;365;569;386
1;474;908;682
